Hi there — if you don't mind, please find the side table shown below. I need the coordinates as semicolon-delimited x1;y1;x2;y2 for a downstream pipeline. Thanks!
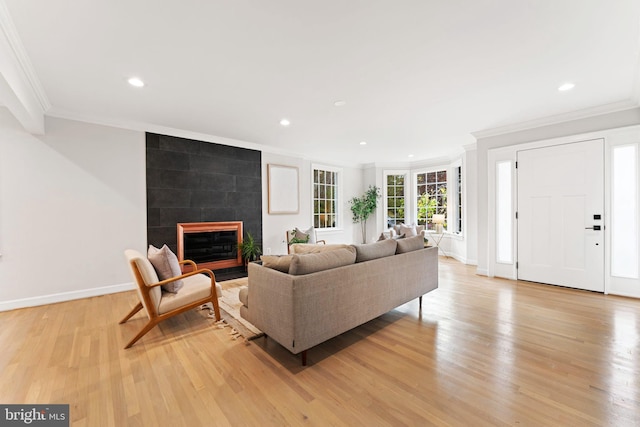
425;232;448;257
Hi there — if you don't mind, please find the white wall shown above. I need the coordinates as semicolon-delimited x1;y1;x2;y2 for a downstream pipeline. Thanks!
464;146;478;264
261;152;364;254
446;146;478;265
0;110;146;310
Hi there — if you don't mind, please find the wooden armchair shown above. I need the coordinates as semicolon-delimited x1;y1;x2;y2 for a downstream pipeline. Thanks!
120;249;222;349
286;227;326;254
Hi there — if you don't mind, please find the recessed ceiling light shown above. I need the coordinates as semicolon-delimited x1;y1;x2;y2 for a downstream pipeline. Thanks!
558;82;575;91
360;141;367;145
408;154;415;158
128;77;144;87
280;118;290;126
334;100;347;107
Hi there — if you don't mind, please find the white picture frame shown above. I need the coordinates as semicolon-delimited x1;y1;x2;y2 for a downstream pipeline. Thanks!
267;164;299;214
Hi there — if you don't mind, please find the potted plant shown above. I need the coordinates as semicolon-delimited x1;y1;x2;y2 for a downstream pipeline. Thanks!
348;185;381;244
237;232;262;267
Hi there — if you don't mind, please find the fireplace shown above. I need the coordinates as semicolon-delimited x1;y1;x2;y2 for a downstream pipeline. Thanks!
177;221;243;272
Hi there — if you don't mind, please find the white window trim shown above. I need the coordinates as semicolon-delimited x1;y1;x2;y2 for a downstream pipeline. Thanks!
311;163;343;231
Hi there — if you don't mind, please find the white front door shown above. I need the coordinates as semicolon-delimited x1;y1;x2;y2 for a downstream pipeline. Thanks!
517;139;604;292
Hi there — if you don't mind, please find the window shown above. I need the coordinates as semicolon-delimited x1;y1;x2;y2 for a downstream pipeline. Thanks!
416;170;447;230
313;166;339;229
612;145;638;278
385;174;406;228
496;161;512;264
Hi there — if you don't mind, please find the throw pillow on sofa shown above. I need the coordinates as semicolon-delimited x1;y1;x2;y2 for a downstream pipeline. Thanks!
147;244;184;293
396;234;425;254
352;239;397;262
289;248;356;275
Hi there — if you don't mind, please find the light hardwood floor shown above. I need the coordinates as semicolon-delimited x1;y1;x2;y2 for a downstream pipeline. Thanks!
1;258;639;426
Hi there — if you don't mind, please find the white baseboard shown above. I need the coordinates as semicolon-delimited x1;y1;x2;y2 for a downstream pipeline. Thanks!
476;268;489;276
0;282;135;312
445;253;478;266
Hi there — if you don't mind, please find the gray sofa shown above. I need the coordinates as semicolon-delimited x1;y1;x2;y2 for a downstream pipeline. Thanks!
239;237;439;364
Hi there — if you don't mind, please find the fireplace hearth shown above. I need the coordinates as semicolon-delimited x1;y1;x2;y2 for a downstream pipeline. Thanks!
177;221;243;272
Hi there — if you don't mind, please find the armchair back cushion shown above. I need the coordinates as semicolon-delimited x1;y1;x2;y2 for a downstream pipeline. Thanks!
125;249;162;318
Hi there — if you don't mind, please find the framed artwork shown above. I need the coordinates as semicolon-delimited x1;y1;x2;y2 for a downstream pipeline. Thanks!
267;164;299;214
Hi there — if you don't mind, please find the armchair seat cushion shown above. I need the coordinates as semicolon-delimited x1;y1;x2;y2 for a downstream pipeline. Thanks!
158;274;222;314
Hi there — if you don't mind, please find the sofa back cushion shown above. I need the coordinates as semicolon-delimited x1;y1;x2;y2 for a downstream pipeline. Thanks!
289;247;356;275
396;234;425;254
291;243;352;255
261;255;294;273
353;239;397;262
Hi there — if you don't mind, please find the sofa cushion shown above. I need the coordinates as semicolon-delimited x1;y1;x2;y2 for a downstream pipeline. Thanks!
147;244;184;293
291;244;352;254
261;255;293;273
396;234;425;254
289;247;356;275
353;239;397;262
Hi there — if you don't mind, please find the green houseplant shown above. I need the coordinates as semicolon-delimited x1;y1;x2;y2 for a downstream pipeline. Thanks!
237;232;262;267
349;185;381;244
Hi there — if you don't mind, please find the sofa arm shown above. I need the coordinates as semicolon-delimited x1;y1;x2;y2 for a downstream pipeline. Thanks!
245;263;297;351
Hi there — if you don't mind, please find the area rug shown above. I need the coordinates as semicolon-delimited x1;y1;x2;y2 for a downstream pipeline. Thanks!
200;277;264;341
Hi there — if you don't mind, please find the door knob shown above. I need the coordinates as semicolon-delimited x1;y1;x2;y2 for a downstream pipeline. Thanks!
585;225;601;230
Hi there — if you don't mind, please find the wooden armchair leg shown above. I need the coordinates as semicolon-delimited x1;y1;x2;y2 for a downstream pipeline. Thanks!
124;320;159;349
119;302;143;324
210;296;221;321
419;296;423;310
301;350;307;366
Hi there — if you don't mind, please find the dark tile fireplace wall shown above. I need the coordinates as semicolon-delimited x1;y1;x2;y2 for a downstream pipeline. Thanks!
146;133;262;258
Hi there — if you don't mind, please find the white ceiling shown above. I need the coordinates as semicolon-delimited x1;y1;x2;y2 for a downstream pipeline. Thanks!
4;0;640;164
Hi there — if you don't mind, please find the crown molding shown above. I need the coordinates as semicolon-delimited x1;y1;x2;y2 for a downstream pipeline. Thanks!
471;100;639;140
462;143;477;152
0;1;50;112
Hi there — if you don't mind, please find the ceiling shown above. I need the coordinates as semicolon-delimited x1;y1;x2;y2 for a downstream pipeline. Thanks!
4;0;640;165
